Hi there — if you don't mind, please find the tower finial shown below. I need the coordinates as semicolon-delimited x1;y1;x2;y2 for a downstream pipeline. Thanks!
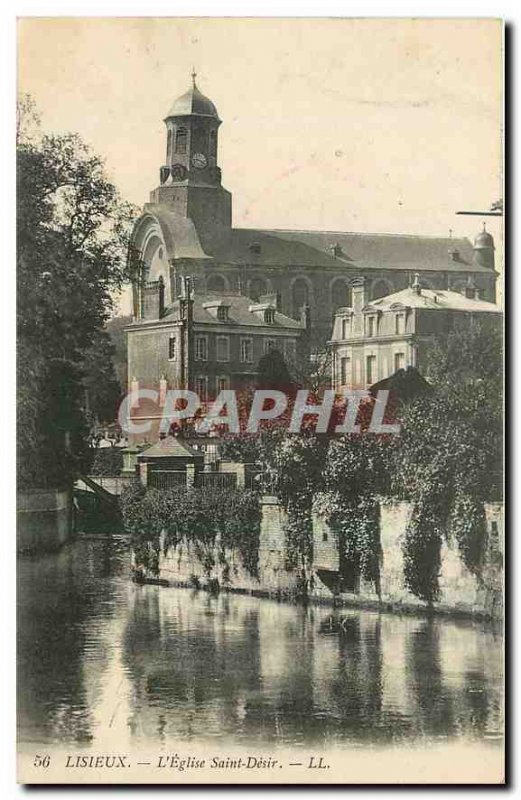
483;220;487;232
191;67;197;88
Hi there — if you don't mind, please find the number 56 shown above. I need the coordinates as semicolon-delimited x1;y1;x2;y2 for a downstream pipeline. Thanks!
33;754;50;768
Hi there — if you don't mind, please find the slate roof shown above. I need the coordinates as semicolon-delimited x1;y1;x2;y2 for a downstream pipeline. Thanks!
165;82;220;120
139;437;202;459
215;228;489;273
368;286;501;313
133;208;494;275
164;293;304;329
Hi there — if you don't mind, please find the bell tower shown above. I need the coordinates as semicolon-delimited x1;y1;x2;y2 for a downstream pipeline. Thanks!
150;72;232;249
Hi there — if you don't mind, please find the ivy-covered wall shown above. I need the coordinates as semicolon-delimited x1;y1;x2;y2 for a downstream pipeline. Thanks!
140;494;503;619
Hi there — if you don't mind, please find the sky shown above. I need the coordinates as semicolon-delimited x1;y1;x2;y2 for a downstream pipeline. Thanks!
17;18;503;311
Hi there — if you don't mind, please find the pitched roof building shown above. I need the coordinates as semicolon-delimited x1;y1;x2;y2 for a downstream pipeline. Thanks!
330;275;501;390
129;75;498;349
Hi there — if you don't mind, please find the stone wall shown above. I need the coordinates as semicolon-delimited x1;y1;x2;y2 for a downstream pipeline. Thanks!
150;495;503;620
17;488;72;553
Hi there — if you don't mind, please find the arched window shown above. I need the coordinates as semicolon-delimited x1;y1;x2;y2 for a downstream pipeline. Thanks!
166;128;173;158
330;279;352;312
206;274;226;294
209;129;217;157
371;279;393;300
249;277;268;302
291;278;309;319
175;127;188;154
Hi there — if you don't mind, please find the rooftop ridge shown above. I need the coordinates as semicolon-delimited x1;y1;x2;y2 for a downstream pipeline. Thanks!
235;226;472;242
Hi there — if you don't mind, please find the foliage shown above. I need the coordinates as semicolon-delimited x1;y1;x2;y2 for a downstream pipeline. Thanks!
314;434;391;593
17;95;136;488
89;446;124;477
120;484;261;579
396;321;503;601
82;328;123;425
256;348;294;391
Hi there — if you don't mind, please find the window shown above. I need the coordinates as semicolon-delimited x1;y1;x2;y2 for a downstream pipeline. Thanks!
285;339;296;362
195;376;208;402
240;337;253;363
167;129;173;158
395;313;405;335
341;317;351;339
209;130;217;157
264;338;276;354
330;279;352;312
216;336;230;362
394;352;405;372
264;308;275;324
195;335;208;361
206;274;226;293
168;335;177;361
291;279;309;319
216;376;229;393
217;306;229;322
340;357;351;386
367;316;376;337
366;355;377;384
175;127;187;154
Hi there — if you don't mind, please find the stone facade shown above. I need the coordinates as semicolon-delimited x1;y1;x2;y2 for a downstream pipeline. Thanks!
17;488;72;553
143;495;503;621
330;275;502;389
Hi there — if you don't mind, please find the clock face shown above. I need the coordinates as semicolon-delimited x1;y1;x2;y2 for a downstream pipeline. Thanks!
170;163;187;182
192;152;208;169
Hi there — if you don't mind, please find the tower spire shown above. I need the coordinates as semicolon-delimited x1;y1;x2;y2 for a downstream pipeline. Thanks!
191;67;197;88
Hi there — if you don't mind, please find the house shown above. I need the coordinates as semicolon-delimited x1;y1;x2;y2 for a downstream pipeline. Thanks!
330;274;501;390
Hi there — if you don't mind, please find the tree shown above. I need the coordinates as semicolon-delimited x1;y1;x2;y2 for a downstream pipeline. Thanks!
17;95;136;487
395;320;503;602
256;348;294;391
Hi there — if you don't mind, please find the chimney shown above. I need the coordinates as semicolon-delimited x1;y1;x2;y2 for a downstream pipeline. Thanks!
142;275;165;320
259;292;282;310
412;273;422;296
351;277;368;313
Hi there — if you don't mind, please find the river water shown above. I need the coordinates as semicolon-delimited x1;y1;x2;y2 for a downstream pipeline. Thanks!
17;535;503;749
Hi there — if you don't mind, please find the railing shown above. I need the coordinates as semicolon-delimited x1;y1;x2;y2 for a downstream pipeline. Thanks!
148;470;188;490
86;474;135;496
195;472;238;490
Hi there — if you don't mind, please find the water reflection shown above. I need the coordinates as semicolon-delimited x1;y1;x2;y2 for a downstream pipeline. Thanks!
17;538;503;747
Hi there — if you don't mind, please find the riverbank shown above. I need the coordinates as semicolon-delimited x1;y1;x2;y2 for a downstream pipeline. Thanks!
134;496;503;623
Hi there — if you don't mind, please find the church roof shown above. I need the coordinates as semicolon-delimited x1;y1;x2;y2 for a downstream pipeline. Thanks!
367;285;501;313
210;228;492;273
166;80;220;120
136;205;212;260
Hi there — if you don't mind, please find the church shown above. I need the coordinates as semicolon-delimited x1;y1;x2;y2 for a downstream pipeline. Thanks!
127;73;498;396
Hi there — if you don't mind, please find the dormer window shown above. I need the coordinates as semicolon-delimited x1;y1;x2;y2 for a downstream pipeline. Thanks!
264;308;276;324
217;305;229;322
249;242;261;255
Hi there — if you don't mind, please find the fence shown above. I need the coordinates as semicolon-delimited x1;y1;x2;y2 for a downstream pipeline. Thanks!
195;472;238;490
148;470;188;491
